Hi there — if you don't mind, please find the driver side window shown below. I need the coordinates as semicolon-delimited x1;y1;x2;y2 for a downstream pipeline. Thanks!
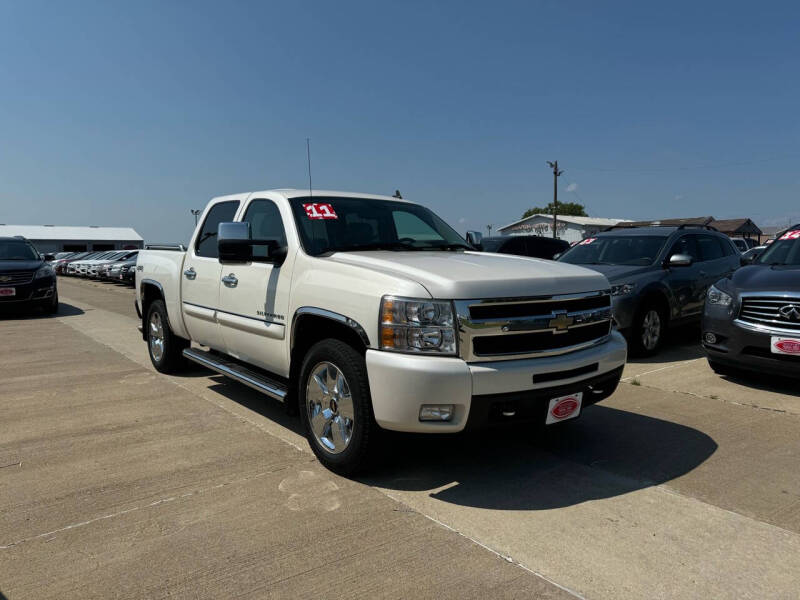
242;199;287;260
668;235;699;261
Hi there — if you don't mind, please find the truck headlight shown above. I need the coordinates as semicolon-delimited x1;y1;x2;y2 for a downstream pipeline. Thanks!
707;284;732;306
34;265;54;279
380;296;457;355
611;283;635;296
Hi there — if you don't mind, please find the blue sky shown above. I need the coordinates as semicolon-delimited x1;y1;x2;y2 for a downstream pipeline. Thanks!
1;0;798;243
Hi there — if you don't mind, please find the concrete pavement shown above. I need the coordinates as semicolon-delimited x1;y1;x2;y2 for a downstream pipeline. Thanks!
2;277;799;599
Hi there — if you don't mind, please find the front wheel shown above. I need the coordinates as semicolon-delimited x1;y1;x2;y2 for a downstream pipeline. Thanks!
298;339;378;475
630;303;667;356
146;299;188;373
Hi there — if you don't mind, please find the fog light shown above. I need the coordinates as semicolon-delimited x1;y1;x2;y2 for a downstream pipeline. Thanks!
419;404;454;421
704;332;717;344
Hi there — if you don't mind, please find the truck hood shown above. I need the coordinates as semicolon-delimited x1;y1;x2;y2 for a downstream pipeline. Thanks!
325;251;609;299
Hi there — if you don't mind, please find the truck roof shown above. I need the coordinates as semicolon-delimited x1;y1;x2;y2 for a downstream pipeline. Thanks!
211;189;411;204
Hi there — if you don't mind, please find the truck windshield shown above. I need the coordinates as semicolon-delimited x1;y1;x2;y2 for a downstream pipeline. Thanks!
559;235;667;266
0;240;39;260
289;196;471;255
756;233;800;266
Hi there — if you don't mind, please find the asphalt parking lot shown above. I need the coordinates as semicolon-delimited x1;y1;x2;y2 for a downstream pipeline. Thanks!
2;278;799;599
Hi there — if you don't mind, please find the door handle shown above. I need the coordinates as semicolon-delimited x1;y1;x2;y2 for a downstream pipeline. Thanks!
221;273;238;287
699;271;707;276
184;267;196;280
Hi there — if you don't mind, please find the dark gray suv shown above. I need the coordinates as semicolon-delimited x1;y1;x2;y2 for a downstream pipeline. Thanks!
558;226;740;355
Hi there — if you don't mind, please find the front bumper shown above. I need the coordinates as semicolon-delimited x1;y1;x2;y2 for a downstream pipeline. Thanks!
0;278;56;306
703;309;800;378
366;330;627;432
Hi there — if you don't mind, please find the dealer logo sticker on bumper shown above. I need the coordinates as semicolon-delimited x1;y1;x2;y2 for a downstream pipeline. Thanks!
546;392;583;424
771;337;800;355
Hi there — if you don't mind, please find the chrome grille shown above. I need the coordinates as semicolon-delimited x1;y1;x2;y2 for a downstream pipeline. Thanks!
0;271;35;286
455;291;612;362
738;295;800;332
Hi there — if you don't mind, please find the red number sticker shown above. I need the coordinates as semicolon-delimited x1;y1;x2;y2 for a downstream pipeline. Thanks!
303;203;338;220
579;237;596;245
779;230;800;240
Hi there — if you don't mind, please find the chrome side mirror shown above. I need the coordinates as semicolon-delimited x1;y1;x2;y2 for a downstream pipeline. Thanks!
668;253;693;267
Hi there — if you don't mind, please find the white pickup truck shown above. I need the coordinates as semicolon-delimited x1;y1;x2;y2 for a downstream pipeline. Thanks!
136;189;627;473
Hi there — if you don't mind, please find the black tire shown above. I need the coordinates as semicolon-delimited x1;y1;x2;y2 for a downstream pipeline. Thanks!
630;302;667;357
298;338;378;475
145;299;188;373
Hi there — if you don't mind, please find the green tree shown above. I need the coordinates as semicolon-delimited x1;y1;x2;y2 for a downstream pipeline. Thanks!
522;202;587;219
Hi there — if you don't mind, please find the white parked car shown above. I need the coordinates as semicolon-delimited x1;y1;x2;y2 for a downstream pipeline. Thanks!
136;190;627;473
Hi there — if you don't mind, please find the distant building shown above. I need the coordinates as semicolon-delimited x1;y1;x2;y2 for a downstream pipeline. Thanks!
0;225;143;253
708;218;762;240
497;214;629;243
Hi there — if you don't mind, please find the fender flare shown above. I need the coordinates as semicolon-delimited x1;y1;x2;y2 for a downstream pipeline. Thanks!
139;279;173;332
290;307;371;350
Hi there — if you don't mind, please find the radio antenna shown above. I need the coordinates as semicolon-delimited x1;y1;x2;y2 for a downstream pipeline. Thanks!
306;138;313;197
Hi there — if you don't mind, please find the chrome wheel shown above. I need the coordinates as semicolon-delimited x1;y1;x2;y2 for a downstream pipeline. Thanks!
641;309;662;351
305;362;354;455
149;311;165;363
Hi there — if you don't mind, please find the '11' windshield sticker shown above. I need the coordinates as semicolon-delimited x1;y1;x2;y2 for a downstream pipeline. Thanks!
303;203;338;220
779;230;800;240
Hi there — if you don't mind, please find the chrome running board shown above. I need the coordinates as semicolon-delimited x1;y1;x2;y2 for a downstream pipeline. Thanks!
183;347;288;402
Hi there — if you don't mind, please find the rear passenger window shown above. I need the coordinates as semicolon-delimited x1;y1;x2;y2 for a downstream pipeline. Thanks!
719;237;736;256
696;235;725;261
195;201;240;258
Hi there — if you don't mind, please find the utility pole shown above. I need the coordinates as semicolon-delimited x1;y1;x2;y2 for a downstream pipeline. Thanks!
190;209;201;225
486;224;493;236
546;160;564;239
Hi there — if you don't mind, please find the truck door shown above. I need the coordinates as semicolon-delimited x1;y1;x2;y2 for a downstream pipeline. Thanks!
181;199;240;350
217;197;293;376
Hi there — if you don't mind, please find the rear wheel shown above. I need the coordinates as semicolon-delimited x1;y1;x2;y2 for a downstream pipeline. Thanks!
146;299;188;373
298;339;378;475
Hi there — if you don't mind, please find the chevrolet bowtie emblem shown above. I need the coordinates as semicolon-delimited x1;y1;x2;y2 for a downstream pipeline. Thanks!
549;311;574;333
0;276;10;283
